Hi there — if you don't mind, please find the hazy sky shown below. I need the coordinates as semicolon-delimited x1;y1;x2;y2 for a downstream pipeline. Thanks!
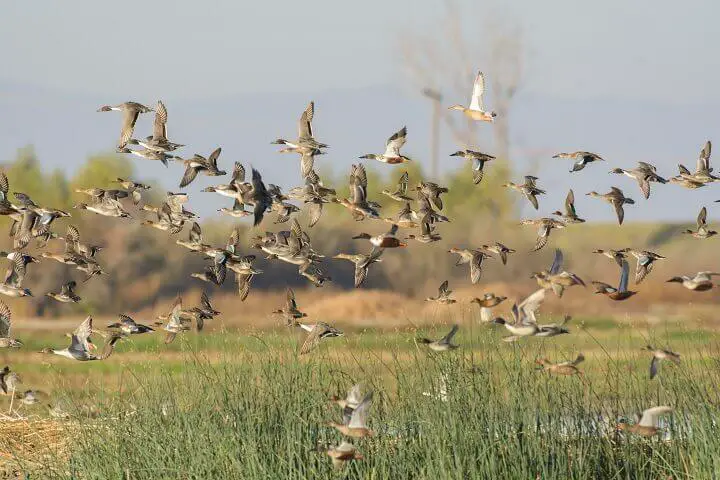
2;1;718;103
1;1;719;222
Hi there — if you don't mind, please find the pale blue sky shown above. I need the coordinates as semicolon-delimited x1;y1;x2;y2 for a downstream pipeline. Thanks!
1;1;719;222
2;1;717;103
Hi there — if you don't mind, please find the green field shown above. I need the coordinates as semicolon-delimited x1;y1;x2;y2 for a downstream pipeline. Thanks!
1;316;719;478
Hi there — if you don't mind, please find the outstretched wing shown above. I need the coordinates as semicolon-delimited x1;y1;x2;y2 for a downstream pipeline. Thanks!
0;301;11;337
298;101;314;139
440;324;459;344
565;190;576;216
638;406;672;427
697;206;708;228
549;249;563;275
383;127;407;157
299;324;324;354
348;391;373;429
618;259;630;293
519;288;546;324
153;100;168;140
207;147;222;169
469;71;485;111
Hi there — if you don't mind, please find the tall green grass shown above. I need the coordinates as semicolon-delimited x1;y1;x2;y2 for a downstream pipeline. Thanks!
50;326;720;479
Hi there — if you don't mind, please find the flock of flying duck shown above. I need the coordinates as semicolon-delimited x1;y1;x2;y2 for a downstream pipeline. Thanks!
0;70;707;465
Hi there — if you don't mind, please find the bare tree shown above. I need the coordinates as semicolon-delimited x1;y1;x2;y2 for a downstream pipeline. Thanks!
398;0;524;160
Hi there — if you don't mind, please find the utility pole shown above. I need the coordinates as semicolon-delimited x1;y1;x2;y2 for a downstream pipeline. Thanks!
422;88;442;179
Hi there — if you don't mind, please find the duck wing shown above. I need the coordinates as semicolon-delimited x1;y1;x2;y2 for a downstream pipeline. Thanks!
438;280;450;296
440;324;459;344
565;190;576;216
635;254;654;284
348;391;373;429
697;141;711;173
119;108;140;148
637;176;651;199
0;301;11;337
299;323;326;354
4;256;25;288
383;126;407;157
207;147;222;170
395;171;409;195
470;253;484;284
152;100;168;141
231;162;246;185
618;259;630;293
61;281;77;296
612;200;625;225
469;71;485;111
549;249;563;275
697;206;708;228
532;224;552;252
298;101;314;139
649;356;659;379
300;152;315;179
525;191;539;210
180;165;199;188
519;288;546;325
638;406;672;427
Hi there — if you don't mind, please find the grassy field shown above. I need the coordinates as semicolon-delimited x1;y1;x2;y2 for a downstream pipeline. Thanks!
1;312;720;478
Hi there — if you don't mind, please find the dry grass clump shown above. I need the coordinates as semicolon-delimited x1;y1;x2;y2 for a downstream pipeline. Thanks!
0;417;77;475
